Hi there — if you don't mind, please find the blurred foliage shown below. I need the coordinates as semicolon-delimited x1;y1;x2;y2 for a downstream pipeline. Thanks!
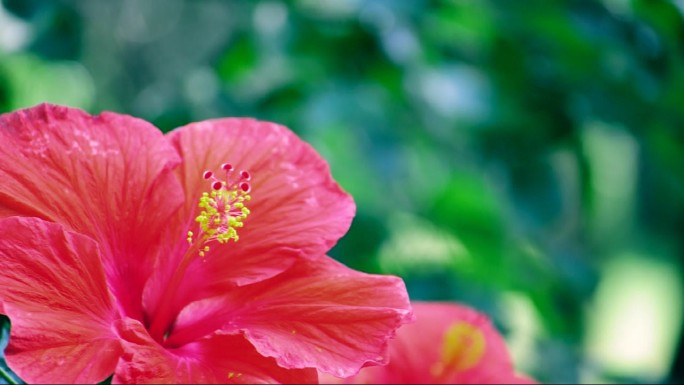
1;0;684;384
0;315;20;385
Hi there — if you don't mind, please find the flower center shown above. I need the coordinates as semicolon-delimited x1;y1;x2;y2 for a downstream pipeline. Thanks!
187;163;252;257
147;162;252;344
429;321;486;379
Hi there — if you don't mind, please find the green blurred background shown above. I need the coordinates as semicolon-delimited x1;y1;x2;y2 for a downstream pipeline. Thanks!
1;0;684;383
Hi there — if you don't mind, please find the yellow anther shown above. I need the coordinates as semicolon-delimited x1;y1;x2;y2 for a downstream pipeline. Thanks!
190;166;252;258
227;371;242;380
437;321;486;375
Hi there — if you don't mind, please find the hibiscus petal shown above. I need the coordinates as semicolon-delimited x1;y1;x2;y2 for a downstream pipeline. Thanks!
143;118;356;332
167;118;355;286
169;257;412;378
0;103;184;320
324;302;528;384
113;318;317;384
0;217;122;383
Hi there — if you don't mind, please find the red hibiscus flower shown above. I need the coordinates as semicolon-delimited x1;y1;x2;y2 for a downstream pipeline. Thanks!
320;302;535;384
0;104;413;384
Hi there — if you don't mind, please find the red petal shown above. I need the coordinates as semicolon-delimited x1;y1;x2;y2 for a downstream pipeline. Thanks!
113;318;317;384
168;257;412;378
325;302;532;384
0;104;184;320
0;217;122;383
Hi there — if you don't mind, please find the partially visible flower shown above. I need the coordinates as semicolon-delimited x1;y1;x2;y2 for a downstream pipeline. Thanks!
0;104;412;383
321;302;535;384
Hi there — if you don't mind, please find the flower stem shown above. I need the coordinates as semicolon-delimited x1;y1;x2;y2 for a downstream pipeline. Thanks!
0;364;18;385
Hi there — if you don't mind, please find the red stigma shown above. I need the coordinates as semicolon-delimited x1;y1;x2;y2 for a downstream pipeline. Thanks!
201;163;252;195
239;182;251;193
